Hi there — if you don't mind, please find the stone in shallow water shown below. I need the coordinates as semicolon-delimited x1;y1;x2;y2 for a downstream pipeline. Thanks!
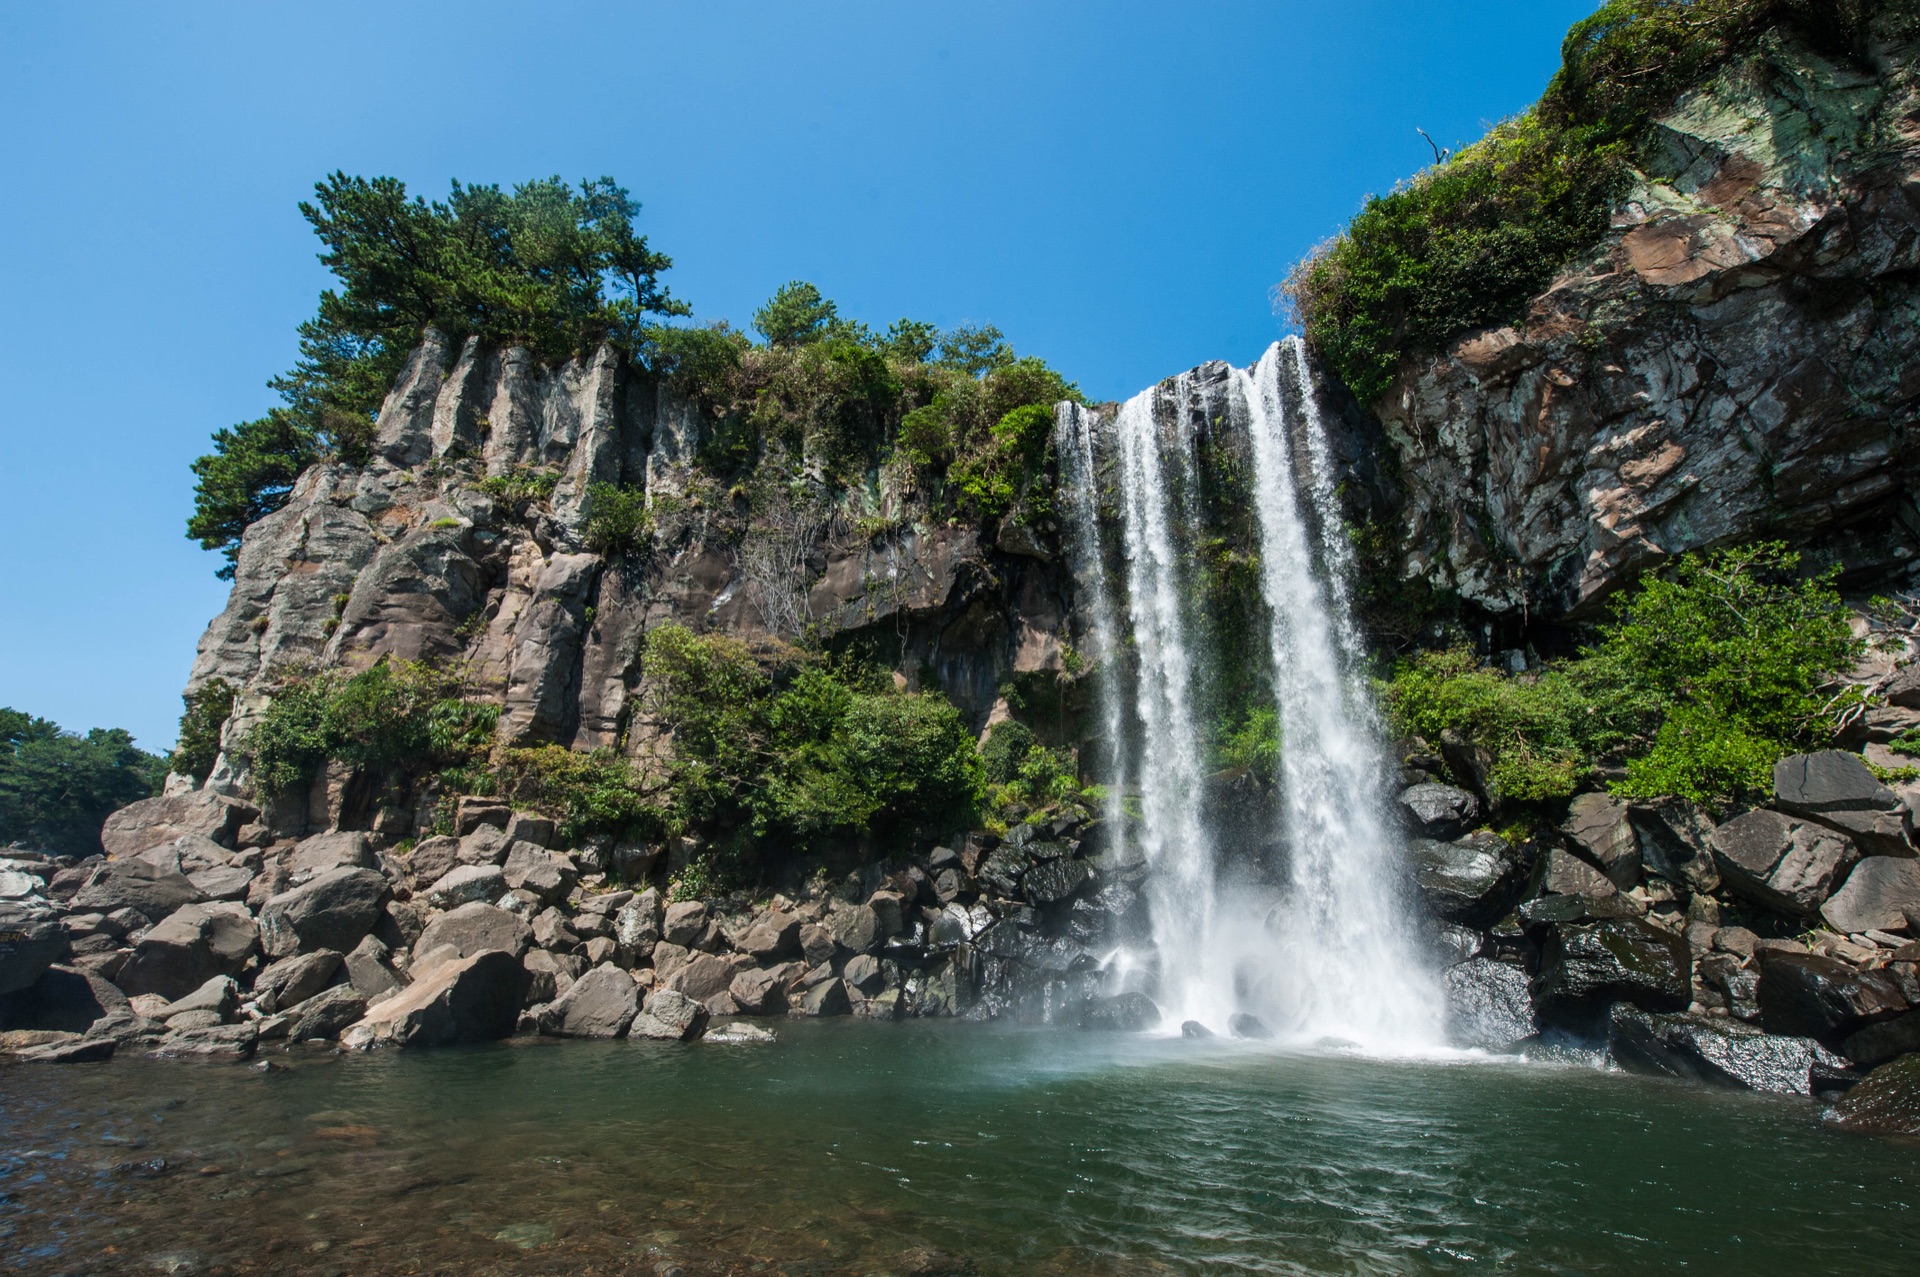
1834;1053;1920;1135
1607;1005;1841;1095
630;988;708;1041
1180;1019;1214;1039
538;963;639;1039
705;1022;777;1044
1228;1012;1273;1040
1445;958;1537;1050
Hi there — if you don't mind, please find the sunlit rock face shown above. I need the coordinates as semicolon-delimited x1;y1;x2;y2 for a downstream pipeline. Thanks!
1376;32;1920;617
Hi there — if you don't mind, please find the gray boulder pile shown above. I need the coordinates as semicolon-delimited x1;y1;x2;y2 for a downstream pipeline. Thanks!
1406;741;1920;1103
3;793;1135;1062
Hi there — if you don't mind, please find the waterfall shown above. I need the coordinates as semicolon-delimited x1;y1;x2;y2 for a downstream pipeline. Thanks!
1063;338;1440;1048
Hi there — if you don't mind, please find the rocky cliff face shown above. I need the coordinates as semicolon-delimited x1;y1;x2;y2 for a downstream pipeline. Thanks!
186;330;1073;829
1378;31;1920;619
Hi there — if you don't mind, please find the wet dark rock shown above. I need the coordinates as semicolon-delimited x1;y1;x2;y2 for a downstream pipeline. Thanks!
1444;958;1538;1050
1180;1019;1214;1039
1709;810;1857;918
1228;1012;1273;1040
1409;832;1533;928
343;950;525;1048
1397;783;1480;839
72;859;203;921
1821;856;1920;934
1517;892;1643;930
412;902;532;962
539;963;639;1038
1837;1009;1920;1069
1531;918;1690;1024
1541;848;1619;898
1606;1005;1842;1095
1627;800;1720;895
1022;857;1092;907
1698;953;1762;1022
1832;1053;1920;1135
259;868;389;958
1081;991;1160;1032
287;985;368;1041
1756;949;1908;1042
977;847;1030;896
630;988;708;1041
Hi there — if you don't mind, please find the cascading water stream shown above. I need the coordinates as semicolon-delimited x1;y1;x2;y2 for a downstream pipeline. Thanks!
1064;339;1441;1049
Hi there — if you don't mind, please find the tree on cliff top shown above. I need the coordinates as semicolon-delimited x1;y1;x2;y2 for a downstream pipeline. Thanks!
188;174;688;576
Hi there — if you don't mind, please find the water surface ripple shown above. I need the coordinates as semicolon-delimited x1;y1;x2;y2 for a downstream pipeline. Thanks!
2;1023;1913;1275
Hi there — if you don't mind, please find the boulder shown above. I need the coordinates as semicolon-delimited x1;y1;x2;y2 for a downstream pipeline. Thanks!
114;904;257;1000
1561;792;1641;889
501;842;576;904
737;912;802;959
1821;856;1920;934
457;823;511;866
841;952;885;995
252;949;344;1013
287;831;377;882
0;964;127;1034
1756;949;1908;1041
455;797;511;835
258;868;388;958
538;963;639;1038
1531;918;1690;1023
1541;847;1618;898
1444;958;1538;1050
1409;832;1532;928
1837;1009;1920;1069
666;952;752;1004
1606;1005;1842;1095
186;863;255;902
503;812;556;847
825;902;882;953
522;948;583;1003
1708;809;1857;917
342;949;526;1048
728;965;790;1015
629;987;709;1041
164;974;240;1022
1627;799;1720;894
1229;1013;1274;1040
404;835;461;888
412;902;531;962
797;976;851;1017
1023;858;1093;906
0;900;69;996
287;985;368;1041
1775;750;1900;813
662;900;708;946
148;1021;257;1060
1080;990;1160;1032
100;791;250;859
1832;1053;1920;1135
13;1032;117;1064
1397;783;1480;840
72;859;203;920
343;933;408;1001
425;864;507;910
613;889;663;959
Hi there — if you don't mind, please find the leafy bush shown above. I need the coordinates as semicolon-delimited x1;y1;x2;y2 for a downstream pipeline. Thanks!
1285;0;1920;404
189;173;688;571
640;624;984;845
981;721;1038;785
1384;543;1861;807
583;482;652;556
1218;707;1282;783
239;660;498;798
0;709;165;856
170;678;235;784
493;744;664;844
474;465;559;508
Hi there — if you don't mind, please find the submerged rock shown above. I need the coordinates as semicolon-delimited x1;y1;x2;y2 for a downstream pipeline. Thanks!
1227;1012;1273;1040
1080;991;1159;1032
1833;1053;1920;1135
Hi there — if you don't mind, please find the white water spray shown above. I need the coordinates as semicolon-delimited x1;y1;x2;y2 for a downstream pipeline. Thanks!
1065;340;1441;1049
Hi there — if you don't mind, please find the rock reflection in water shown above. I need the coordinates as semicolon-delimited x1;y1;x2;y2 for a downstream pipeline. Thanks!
2;1022;1916;1275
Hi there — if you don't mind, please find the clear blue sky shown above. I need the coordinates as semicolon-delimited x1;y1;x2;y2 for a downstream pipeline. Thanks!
0;0;1595;751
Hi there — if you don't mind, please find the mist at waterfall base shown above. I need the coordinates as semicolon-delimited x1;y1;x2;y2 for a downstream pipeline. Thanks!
1058;340;1442;1052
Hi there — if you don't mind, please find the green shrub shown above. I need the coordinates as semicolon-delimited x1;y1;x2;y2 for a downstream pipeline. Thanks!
474;465;559;508
239;660;498;798
583;482;651;556
493;743;664;844
170;678;236;784
0;709;166;857
1383;542;1863;808
1218;707;1281;783
981;721;1038;785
